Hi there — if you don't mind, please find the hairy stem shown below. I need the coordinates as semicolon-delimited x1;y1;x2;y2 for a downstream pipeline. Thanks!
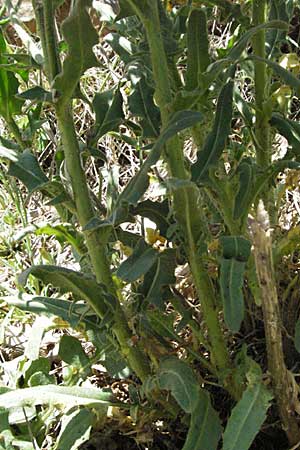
130;0;241;398
250;203;300;445
56;104;151;381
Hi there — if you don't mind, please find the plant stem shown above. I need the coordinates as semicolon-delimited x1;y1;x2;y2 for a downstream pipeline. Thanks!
56;104;151;381
250;203;300;445
131;0;241;399
33;2;151;382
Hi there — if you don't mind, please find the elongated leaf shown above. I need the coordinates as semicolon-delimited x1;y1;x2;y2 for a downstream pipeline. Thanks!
248;55;300;95
270;113;300;156
294;318;300;354
220;258;246;332
54;0;99;103
220;236;251;262
0;408;14;450
234;159;255;220
0;30;24;119
18;265;113;318
144;249;177;308
127;63;161;138
192;81;234;182
266;0;289;58
2;294;100;332
182;391;222;450
17;86;52;103
158;357;200;413
55;408;93;450
223;383;273;450
186;8;210;90
227;20;288;61
116;239;158;282
7;150;48;193
0;385;114;409
92;88;124;141
115;110;202;209
157;357;222;449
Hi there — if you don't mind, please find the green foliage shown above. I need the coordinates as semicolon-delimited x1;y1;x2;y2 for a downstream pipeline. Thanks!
223;383;273;450
1;0;300;448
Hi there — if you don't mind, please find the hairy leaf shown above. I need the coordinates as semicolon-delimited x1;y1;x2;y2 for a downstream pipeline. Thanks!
192;81;234;182
220;258;246;332
223;383;273;450
59;335;90;370
270;113;300;156
92;88;124;142
55;408;93;450
7;150;48;193
185;8;210;90
248;55;300;95
0;385;115;409
127;63;161;138
115;110;202;209
234;159;256;220
18;265;114;318
158;357;200;413
220;236;251;261
54;0;99;103
116;239;158;282
2;294;100;333
182;391;222;450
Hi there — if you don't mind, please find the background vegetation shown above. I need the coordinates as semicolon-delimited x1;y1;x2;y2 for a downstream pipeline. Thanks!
0;0;300;448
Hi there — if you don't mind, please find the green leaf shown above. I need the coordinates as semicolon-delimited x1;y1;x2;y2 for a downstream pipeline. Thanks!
53;0;99;103
270;113;300;156
127;62;161;138
234;159;256;220
223;383;273;450
105;32;135;64
227;20;288;61
131;200;170;236
0;408;14;450
220;236;252;262
55;408;93;450
186;8;210;90
266;0;289;58
0;30;24;119
7;150;48;193
294;318;300;354
157;357;222;449
192;80;234;182
18;265;113;318
16;86;52;103
59;335;90;370
91;88;124;142
158;357;199;413
21;358;51;387
115;110;202;208
182;391;222;450
116;240;158;282
144;249;177;307
2;294;100;333
220;259;246;332
248;55;300;95
0;385;115;409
